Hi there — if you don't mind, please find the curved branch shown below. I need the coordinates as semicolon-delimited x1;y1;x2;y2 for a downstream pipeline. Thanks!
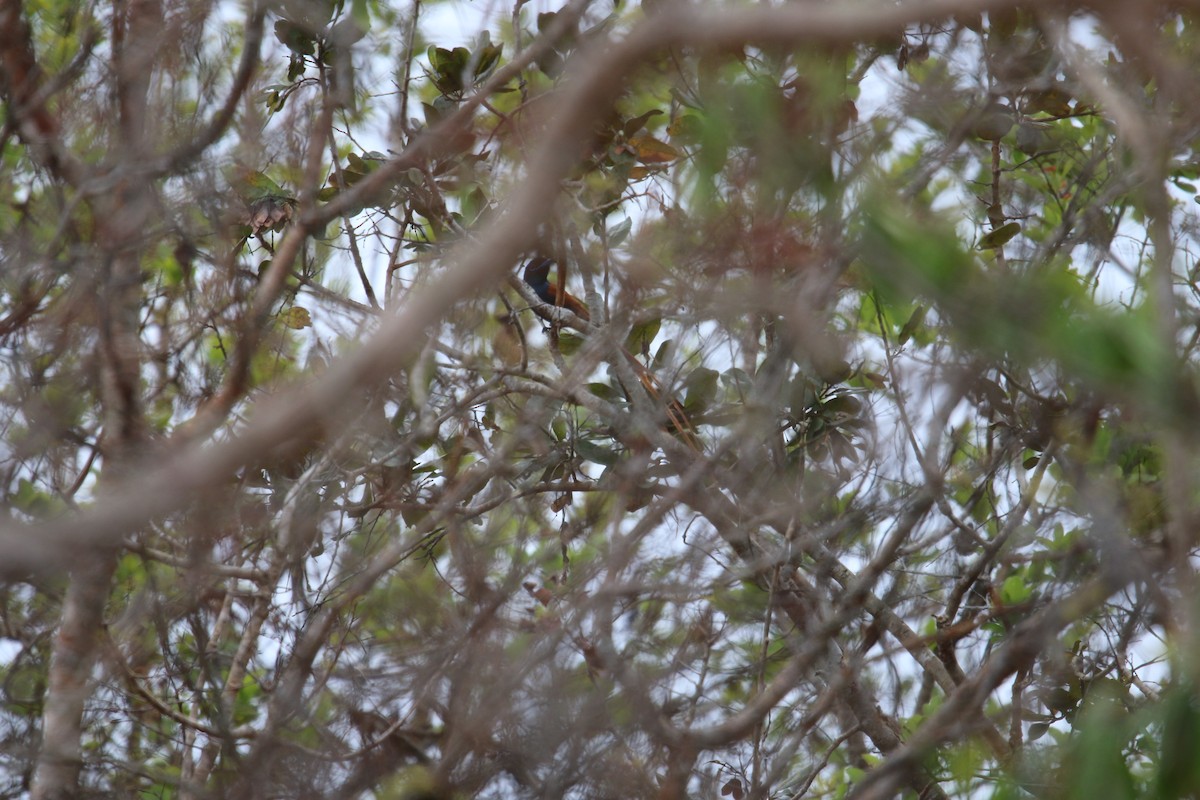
155;4;267;176
846;558;1143;800
0;0;1031;578
0;3;91;184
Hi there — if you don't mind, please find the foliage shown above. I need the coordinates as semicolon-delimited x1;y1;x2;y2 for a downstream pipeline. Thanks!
2;1;1200;798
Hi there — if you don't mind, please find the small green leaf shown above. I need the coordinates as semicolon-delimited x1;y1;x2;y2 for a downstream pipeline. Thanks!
861;201;973;298
287;55;305;82
462;186;488;222
429;45;471;94
1000;573;1032;604
225;166;287;200
279;306;312;330
274;20;316;56
575;439;620;465
1016;122;1054;155
720;367;753;396
628;135;679;164
625;317;661;355
971;105;1014;140
350;0;371;30
1024;86;1072;117
422;101;445;125
585;382;622;402
608;217;633;246
978;222;1022;250
652;339;675;371
557;332;585;356
474;42;503;77
822;393;863;419
13;478;66;519
683;367;720;416
859;370;887;388
667;114;703;144
897;304;927;345
622;109;663;137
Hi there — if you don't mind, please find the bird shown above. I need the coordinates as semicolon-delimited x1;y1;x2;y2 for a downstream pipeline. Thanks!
520;257;701;452
522;256;591;321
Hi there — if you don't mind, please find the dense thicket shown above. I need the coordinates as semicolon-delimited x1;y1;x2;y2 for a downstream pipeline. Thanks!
3;0;1200;798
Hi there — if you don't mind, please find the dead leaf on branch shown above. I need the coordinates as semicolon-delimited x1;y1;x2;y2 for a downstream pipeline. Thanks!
278;306;312;330
245;195;297;235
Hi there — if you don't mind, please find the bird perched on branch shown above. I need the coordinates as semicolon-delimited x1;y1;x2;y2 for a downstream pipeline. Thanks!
522;256;590;321
520;257;701;452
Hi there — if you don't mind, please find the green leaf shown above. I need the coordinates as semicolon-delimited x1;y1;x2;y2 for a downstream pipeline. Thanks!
1067;681;1137;800
474;41;503;78
721;367;753;397
350;0;371;31
428;45;471;94
575;438;620;465
14;478;66;519
1024;86;1073;116
652;339;675;371
860;201;973;300
667;114;704;144
608;217;633;246
822;393;863;419
972;115;1013;142
461;186;488;222
225;165;287;201
897;304;926;345
1157;684;1200;798
279;306;312;330
623;109;663;137
585;382;622;402
274;20;316;56
1000;574;1032;604
978;222;1022;250
557;332;585;356
629;135;679;165
1016;121;1054;155
625;317;661;355
287;54;305;81
683;367;720;416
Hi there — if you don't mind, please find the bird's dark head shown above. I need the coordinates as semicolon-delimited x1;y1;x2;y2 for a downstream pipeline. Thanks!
522;257;554;288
